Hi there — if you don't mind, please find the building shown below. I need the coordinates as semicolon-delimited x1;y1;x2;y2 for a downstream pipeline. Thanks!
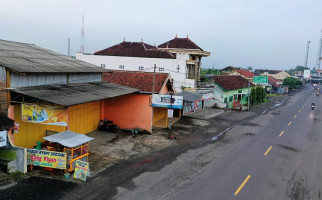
10;82;138;148
228;70;255;82
211;75;255;110
0;39;108;116
76;36;210;92
102;71;178;131
254;69;290;80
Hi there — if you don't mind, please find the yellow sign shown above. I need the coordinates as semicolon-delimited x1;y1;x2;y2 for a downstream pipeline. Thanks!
22;104;68;126
74;160;89;181
27;149;67;169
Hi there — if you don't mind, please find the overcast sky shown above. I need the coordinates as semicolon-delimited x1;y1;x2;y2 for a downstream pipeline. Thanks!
0;0;321;70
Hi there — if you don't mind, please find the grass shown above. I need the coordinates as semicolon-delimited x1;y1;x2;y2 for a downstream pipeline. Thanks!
267;94;280;97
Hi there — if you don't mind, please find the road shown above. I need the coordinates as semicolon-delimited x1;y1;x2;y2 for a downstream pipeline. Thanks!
109;85;321;200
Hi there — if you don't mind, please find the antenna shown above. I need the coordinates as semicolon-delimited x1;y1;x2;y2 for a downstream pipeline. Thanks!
80;14;85;53
304;40;310;68
316;29;322;70
67;38;70;57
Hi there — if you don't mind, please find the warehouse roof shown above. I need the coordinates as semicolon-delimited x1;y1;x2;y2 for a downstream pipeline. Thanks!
0;39;109;73
177;91;203;102
10;82;139;106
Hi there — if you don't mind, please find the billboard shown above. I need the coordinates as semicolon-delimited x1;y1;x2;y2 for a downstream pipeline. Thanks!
0;131;7;147
253;76;268;84
22;104;68;126
152;94;183;109
303;70;310;79
27;149;67;169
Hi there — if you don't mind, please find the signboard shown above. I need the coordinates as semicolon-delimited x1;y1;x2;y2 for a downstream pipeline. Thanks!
22;104;68;126
253;76;268;84
152;94;183;109
167;109;174;118
74;160;89;181
27;149;67;169
0;131;7;147
303;70;310;79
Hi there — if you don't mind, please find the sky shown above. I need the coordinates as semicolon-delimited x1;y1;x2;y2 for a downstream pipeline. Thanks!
0;0;321;70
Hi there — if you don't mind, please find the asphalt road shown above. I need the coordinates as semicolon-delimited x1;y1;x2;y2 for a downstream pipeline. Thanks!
110;84;322;200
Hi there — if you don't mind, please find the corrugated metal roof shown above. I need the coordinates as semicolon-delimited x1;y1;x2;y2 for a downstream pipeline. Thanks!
43;130;94;147
177;91;203;102
10;82;139;106
0;39;110;73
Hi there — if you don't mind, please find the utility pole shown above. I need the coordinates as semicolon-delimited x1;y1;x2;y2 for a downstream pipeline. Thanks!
152;64;156;94
168;79;174;139
67;38;70;57
80;14;85;53
304;40;311;68
247;78;250;111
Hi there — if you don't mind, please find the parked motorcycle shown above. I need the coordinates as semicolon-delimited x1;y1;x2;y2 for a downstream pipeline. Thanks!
316;93;320;97
98;118;119;133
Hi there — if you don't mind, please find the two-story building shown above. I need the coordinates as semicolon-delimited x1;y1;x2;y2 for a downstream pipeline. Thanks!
76;36;210;92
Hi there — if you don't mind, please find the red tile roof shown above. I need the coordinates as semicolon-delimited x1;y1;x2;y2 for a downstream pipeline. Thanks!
212;75;255;91
234;70;255;78
103;71;171;93
94;41;176;59
158;37;203;50
268;76;282;87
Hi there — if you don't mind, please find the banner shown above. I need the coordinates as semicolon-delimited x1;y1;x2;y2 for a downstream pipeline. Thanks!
152;94;183;109
27;149;67;169
74;160;89;181
22;104;68;126
0;131;7;147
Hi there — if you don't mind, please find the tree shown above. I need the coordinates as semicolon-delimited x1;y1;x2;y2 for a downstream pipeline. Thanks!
247;66;253;71
283;77;302;90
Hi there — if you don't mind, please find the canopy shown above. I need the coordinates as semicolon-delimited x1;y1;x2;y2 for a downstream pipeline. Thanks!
43;130;94;148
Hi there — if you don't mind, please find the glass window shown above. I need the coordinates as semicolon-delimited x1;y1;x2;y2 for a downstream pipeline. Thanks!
229;96;233;102
224;98;227;103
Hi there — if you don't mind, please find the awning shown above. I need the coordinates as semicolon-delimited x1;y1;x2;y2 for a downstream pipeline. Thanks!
43;130;94;148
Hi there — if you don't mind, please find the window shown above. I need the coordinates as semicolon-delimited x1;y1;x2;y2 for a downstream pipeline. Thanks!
119;65;124;69
229;96;233;102
159;67;164;72
224;98;227;103
238;90;242;93
101;64;105;68
139;66;144;70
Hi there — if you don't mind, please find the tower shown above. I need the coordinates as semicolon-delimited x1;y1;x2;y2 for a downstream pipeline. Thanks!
80;14;85;53
316;29;322;70
67;38;70;57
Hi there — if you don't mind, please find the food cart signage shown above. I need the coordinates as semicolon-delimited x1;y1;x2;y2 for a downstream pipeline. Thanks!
152;94;183;109
74;160;89;181
27;149;67;169
0;131;7;147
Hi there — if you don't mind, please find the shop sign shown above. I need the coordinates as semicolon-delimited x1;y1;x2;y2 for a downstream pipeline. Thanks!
202;93;215;100
74;160;89;181
167;109;173;118
27;149;67;169
22;104;68;126
0;131;7;147
253;76;268;84
152;94;183;109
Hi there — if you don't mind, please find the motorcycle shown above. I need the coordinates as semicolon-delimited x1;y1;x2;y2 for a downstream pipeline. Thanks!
98;118;119;133
316;93;320;97
311;104;315;110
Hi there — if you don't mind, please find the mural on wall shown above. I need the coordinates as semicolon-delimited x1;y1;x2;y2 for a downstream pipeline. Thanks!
21;104;68;126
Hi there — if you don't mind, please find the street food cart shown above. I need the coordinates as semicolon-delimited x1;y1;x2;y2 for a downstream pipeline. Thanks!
43;130;94;172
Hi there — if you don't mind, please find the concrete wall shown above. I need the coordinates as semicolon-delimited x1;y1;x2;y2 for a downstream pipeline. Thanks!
102;94;153;132
76;53;195;92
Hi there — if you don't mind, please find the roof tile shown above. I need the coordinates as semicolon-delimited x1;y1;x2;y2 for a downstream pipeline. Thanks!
212;75;255;91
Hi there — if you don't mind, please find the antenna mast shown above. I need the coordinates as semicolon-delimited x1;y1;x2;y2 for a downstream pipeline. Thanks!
80;14;85;53
67;38;70;57
316;29;322;70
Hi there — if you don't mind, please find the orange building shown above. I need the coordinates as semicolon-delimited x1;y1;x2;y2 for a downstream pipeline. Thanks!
102;71;180;132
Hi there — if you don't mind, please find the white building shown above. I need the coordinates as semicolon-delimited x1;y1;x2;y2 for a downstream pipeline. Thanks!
76;36;210;92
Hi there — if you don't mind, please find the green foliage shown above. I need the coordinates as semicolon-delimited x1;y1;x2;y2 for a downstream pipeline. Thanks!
282;77;302;90
200;68;220;75
250;86;266;105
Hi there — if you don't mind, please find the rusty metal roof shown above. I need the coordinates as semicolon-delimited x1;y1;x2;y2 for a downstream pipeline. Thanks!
0;39;110;73
10;82;139;106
